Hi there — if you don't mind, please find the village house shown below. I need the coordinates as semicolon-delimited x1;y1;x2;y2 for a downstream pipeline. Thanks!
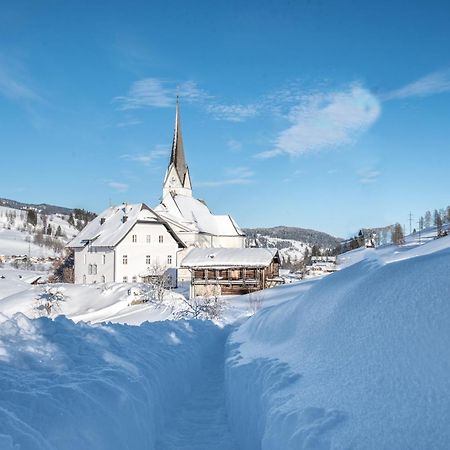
181;248;283;297
67;203;185;284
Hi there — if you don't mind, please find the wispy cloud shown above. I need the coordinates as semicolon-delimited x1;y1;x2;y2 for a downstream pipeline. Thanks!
114;78;173;110
357;168;380;184
114;78;210;110
227;139;242;152
107;181;129;192
206;103;258;122
196;166;254;187
121;145;169;165
383;69;450;101
256;84;381;159
0;63;40;102
116;118;143;128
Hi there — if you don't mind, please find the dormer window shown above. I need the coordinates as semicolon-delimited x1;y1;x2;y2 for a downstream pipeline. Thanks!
100;218;106;225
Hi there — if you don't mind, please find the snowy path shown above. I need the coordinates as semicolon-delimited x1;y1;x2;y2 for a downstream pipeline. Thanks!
157;326;239;450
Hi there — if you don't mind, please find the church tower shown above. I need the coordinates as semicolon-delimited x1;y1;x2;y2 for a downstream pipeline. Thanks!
162;97;192;198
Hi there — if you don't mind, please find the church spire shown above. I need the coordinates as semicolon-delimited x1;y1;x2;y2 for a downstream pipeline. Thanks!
162;97;192;198
170;96;188;184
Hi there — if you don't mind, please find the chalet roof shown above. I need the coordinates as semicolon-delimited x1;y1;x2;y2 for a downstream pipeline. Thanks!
181;248;279;268
169;97;189;184
66;203;185;249
155;193;245;237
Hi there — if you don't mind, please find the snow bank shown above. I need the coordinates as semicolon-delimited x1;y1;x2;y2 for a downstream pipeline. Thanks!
226;244;450;449
0;314;221;450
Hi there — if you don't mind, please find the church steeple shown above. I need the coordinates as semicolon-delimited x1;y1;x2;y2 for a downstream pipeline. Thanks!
162;97;192;198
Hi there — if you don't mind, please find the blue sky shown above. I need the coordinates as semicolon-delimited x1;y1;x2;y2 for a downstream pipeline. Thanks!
1;0;449;237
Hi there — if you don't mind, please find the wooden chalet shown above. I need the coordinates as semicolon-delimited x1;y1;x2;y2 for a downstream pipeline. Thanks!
181;248;284;297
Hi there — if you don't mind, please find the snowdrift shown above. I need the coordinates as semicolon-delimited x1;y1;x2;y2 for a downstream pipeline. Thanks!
226;239;450;449
0;315;222;450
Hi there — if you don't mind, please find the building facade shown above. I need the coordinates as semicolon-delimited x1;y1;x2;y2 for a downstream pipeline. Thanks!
68;203;184;284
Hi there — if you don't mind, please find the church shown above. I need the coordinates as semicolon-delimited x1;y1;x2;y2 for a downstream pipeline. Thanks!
67;99;246;285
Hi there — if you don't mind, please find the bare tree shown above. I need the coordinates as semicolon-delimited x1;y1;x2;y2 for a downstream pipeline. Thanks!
248;291;263;315
176;286;225;320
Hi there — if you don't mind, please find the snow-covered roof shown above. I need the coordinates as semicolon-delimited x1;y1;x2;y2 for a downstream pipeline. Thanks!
181;248;279;268
66;203;185;248
155;193;245;237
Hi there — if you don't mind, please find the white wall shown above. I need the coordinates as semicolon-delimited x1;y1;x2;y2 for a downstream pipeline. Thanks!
74;246;115;284
114;222;179;283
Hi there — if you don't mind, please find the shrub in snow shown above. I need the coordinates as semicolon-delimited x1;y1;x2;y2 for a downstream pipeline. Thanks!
35;286;65;317
176;294;225;320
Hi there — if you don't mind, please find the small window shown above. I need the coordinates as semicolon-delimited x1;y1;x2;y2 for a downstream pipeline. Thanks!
101;275;106;283
167;255;172;265
132;234;137;243
159;235;164;243
132;276;137;283
123;255;128;265
123;276;128;283
88;264;92;275
146;235;151;243
146;255;151;265
102;254;106;264
93;264;97;275
83;275;86;284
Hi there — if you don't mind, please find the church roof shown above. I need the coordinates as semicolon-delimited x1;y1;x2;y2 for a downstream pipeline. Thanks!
181;248;279;268
155;193;245;237
66;203;185;249
169;97;189;184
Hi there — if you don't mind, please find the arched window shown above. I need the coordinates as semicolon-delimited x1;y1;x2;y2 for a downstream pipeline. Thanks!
93;264;97;275
101;275;106;283
88;264;92;275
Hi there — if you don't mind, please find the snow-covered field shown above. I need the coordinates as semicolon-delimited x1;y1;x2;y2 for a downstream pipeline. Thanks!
0;233;449;448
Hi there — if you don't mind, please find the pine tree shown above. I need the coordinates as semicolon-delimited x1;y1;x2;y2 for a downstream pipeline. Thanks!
26;209;38;227
419;216;424;231
46;224;52;235
391;223;405;245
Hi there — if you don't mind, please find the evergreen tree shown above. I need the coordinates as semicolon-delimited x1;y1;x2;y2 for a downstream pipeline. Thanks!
46;224;52;235
26;209;37;227
419;216;424;231
435;213;443;237
55;225;63;237
391;223;405;245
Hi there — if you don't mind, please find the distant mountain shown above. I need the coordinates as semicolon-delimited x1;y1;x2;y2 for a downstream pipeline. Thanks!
244;226;341;249
244;226;342;267
0;198;74;215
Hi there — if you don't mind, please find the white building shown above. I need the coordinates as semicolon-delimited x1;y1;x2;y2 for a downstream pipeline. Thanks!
68;99;246;285
67;203;185;284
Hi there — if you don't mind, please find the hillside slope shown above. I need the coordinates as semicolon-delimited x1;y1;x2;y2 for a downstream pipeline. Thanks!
226;235;450;449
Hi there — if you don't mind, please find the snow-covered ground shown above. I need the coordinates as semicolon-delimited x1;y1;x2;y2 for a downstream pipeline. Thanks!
0;232;449;448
